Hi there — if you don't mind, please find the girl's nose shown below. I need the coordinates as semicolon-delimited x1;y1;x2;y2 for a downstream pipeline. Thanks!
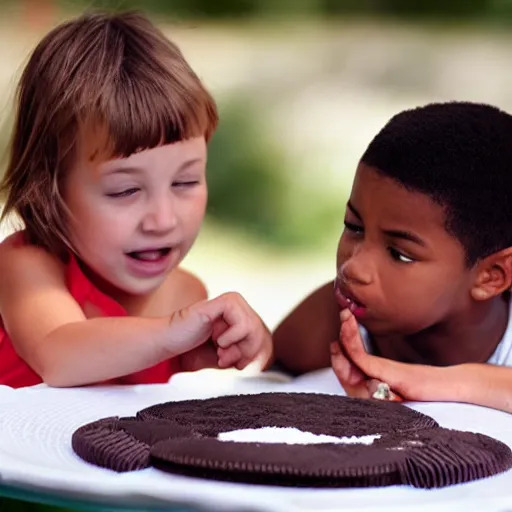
141;198;178;234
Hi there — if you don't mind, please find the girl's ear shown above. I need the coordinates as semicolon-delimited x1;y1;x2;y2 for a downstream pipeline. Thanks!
471;247;512;301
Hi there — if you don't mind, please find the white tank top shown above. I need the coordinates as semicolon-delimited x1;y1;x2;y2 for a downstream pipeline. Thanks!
360;298;512;366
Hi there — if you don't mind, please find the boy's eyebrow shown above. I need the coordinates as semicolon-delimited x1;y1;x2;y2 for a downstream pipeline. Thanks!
347;201;362;220
347;201;427;247
382;229;427;247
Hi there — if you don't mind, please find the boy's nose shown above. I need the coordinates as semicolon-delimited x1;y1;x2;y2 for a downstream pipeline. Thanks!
338;257;372;286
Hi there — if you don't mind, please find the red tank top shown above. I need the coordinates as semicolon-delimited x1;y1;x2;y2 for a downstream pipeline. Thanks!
0;246;180;388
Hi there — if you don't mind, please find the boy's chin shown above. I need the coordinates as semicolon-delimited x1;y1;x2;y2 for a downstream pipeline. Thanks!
358;317;417;338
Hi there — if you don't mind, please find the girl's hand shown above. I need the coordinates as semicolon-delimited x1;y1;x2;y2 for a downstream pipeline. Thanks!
179;341;219;372
169;292;272;370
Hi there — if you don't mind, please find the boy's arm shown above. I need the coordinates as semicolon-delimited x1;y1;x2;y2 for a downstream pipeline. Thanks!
352;357;512;413
272;281;340;374
338;310;512;413
441;364;512;413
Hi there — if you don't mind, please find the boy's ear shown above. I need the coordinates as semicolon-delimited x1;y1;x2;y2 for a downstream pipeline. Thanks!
471;248;512;301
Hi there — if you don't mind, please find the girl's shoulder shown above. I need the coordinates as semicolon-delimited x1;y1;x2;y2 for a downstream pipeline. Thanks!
0;231;66;286
0;230;26;249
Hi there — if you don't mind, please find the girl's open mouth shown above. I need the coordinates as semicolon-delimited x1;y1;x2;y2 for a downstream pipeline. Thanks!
124;247;174;278
126;248;171;261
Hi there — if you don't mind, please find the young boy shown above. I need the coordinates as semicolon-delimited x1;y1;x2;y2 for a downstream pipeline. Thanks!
273;101;512;412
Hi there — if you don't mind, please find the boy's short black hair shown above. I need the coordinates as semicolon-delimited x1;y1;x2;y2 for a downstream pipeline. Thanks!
361;101;512;265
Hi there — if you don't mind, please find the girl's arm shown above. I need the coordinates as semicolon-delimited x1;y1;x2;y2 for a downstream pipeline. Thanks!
0;243;268;387
0;245;173;386
272;281;340;374
176;271;274;373
173;269;219;372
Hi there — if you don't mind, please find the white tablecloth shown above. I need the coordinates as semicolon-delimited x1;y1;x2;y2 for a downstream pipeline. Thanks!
0;368;511;512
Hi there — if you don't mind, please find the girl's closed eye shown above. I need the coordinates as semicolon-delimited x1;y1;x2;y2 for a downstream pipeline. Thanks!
106;187;140;198
388;247;415;264
172;180;200;188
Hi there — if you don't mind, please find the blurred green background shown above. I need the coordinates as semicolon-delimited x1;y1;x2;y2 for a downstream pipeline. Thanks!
2;2;512;507
3;0;512;343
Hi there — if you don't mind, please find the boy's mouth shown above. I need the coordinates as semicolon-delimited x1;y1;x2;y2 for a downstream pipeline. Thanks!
334;280;367;318
126;247;171;261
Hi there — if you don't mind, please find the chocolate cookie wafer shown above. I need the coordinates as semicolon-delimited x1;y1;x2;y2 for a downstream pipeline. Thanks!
72;392;512;488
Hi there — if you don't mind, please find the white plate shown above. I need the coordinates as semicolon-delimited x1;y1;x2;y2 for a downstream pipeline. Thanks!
0;369;511;512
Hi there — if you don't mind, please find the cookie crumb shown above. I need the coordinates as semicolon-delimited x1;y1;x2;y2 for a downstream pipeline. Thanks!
372;382;391;400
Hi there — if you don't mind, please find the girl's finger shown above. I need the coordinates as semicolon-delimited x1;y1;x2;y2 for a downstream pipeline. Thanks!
217;344;243;368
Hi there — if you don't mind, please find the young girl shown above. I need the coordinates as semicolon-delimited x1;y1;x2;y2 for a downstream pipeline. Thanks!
273;102;512;413
0;11;272;388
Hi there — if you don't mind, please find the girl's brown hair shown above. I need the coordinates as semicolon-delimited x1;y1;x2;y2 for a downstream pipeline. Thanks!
0;10;218;258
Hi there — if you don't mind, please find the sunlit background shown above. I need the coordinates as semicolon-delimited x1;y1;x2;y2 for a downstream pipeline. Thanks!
2;0;512;331
1;3;512;510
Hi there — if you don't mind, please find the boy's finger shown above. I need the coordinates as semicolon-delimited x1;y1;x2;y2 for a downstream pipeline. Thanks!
367;378;404;402
331;340;365;385
330;340;351;382
339;310;366;359
343;382;372;399
338;310;412;400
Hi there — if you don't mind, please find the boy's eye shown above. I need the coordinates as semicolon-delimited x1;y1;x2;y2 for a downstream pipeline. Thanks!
106;188;140;198
344;221;364;234
388;247;415;264
173;180;200;188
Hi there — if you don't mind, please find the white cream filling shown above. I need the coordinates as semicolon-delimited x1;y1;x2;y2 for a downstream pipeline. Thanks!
217;426;381;445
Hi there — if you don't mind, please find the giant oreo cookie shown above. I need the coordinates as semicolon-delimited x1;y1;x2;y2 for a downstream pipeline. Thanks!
72;393;512;488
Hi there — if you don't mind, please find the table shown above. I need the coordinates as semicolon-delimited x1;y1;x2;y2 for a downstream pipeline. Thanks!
0;486;194;511
1;369;511;512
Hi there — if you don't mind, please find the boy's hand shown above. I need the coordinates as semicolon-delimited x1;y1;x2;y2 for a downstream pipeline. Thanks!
330;338;370;399
336;309;444;402
331;309;403;401
169;292;272;371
